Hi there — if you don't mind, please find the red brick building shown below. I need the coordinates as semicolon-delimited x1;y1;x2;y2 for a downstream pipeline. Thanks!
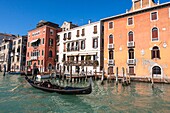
26;20;61;72
102;0;170;79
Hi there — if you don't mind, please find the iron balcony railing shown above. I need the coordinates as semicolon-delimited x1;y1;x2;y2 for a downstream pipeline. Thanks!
127;41;135;48
127;59;136;65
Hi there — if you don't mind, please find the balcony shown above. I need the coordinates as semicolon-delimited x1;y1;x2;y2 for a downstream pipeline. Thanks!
108;44;114;49
31;56;38;60
127;59;136;65
127;41;135;48
108;59;114;65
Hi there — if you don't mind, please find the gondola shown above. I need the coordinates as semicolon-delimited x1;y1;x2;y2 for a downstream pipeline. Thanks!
25;76;92;95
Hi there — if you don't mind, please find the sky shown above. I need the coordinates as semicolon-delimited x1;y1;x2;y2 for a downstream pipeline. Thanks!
0;0;169;35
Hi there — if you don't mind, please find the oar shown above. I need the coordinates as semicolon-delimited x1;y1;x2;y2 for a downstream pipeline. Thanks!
10;84;21;92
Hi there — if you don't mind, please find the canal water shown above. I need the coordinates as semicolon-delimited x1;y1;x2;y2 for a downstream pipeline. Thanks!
0;73;170;113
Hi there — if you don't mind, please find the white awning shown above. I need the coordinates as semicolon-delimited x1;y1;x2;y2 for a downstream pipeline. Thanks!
79;52;97;56
30;39;39;44
67;53;79;56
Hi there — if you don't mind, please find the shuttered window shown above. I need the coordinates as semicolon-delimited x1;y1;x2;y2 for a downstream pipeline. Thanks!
151;46;160;59
109;34;113;44
151;12;158;20
128;31;133;41
128;17;133;25
152;27;158;41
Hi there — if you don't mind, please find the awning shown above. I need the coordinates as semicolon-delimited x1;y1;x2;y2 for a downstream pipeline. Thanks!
79;52;97;56
30;39;39;44
67;53;79;56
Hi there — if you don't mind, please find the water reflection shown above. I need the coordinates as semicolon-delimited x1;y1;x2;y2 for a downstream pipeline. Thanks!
0;74;170;113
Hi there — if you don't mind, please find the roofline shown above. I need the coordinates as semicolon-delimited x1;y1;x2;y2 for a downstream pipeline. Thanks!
57;21;100;34
101;2;170;21
28;24;59;32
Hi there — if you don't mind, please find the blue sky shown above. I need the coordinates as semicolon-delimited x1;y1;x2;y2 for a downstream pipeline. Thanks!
0;0;169;35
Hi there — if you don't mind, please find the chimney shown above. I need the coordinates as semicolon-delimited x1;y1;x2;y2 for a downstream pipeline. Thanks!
88;20;91;24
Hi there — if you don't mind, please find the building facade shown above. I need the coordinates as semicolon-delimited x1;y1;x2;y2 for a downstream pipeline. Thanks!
0;39;13;72
102;0;170;79
56;21;104;75
10;36;27;72
26;20;61;73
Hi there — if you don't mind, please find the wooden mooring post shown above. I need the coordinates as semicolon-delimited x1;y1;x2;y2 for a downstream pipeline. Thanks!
116;67;118;85
151;73;154;88
70;65;72;82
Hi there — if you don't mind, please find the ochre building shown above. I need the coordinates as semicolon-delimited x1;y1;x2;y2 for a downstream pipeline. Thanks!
102;0;170;79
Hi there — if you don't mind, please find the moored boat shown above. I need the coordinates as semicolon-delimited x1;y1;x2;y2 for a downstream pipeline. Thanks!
25;76;92;95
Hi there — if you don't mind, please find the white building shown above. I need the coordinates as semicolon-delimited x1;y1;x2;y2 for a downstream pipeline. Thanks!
56;21;104;75
0;39;13;72
10;36;27;72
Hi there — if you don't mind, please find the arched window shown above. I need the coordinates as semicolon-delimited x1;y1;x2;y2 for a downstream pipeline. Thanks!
48;50;52;57
152;66;161;75
151;46;160;59
109;34;113;44
152;27;158;41
128;49;134;59
128;31;133;41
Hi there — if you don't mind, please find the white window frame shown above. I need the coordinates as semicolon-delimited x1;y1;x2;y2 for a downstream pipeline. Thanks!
151;26;159;42
127;17;134;26
150;11;158;21
108;21;114;30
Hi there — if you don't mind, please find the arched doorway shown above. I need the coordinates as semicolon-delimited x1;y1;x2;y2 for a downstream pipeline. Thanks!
33;63;37;69
152;66;161;77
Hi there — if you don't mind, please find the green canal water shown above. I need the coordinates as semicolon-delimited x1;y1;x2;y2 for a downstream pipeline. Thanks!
0;73;170;113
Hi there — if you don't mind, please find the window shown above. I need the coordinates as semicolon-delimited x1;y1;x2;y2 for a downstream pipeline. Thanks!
4;45;6;50
128;17;133;25
81;40;85;50
109;22;113;29
109;34;113;44
48;38;53;46
152;27;158;41
68;32;71;39
151;46;160;59
50;29;54;35
56;35;60;42
128;31;133;41
48;50;52;58
18;39;21;44
108;67;113;74
76;30;80;37
109;50;114;59
13;41;16;45
42;50;44;56
128;49;134;59
152;66;161;75
17;56;19;62
93;38;98;48
38;60;40;65
151;12;158;20
64;33;67;40
81;29;85;36
27;52;29;57
41;60;43;65
67;43;70;51
42;38;44;44
93;26;97;34
129;67;134;74
71;42;74;51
